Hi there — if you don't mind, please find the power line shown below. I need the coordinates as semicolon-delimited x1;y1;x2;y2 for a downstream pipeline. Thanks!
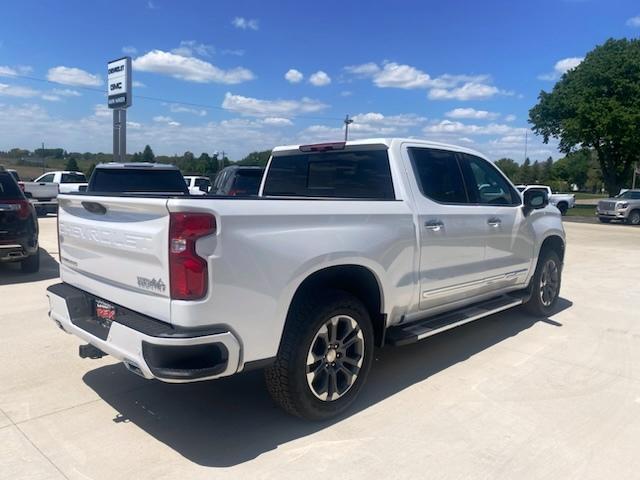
7;73;345;122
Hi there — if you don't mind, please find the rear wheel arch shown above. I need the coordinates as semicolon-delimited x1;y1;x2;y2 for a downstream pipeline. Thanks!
284;265;386;348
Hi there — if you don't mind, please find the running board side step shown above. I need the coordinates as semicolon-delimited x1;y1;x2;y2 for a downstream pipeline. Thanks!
386;293;526;346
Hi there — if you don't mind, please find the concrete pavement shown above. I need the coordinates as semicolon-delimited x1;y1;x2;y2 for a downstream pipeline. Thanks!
1;218;639;479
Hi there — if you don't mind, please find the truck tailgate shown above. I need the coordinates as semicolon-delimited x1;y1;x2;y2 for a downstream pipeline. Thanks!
57;194;172;322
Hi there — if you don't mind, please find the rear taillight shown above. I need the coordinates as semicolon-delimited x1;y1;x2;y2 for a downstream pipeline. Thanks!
1;199;30;220
169;212;216;300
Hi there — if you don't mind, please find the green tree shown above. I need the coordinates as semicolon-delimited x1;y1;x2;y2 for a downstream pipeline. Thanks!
85;163;96;179
65;157;79;171
237;150;272;167
518;158;533;184
529;38;640;196
494;158;520;182
531;160;542;184
541;157;554;184
141;145;155;162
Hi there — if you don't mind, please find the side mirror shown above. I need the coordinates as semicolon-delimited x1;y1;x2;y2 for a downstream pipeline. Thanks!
523;189;548;215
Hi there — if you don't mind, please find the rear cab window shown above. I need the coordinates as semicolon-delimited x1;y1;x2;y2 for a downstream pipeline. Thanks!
263;149;395;199
61;173;87;183
87;169;189;194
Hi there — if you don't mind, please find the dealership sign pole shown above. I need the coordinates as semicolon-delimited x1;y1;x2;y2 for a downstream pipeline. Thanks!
107;56;132;162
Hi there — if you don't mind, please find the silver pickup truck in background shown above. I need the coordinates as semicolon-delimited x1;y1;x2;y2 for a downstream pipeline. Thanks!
596;189;640;225
47;138;566;420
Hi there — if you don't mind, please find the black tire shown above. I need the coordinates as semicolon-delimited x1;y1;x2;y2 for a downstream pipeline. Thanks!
265;290;374;421
557;202;568;216
21;250;40;273
598;217;611;223
35;207;45;217
524;249;562;317
627;210;640;226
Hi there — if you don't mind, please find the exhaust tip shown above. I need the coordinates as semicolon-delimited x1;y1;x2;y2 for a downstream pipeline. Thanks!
78;343;107;359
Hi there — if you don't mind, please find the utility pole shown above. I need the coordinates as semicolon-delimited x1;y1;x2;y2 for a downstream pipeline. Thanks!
41;141;45;174
344;114;353;142
633;162;638;190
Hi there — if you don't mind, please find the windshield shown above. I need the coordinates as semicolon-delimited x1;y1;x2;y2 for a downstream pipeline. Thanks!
616;190;640;200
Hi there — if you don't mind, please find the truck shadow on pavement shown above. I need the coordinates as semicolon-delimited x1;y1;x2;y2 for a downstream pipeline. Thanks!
83;298;571;468
0;248;59;286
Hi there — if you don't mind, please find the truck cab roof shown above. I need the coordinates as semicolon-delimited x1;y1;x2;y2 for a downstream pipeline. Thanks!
94;162;179;170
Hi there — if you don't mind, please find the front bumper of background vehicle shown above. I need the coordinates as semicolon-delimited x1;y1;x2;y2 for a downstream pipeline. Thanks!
46;283;241;383
596;208;628;219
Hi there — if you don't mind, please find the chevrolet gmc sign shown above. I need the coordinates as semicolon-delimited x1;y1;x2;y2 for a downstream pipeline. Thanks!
107;57;132;109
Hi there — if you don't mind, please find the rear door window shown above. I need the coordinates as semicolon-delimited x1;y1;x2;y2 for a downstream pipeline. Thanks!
408;147;468;204
263;149;395;199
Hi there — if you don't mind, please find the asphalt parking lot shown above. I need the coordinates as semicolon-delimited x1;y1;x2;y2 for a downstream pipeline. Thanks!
1;217;639;480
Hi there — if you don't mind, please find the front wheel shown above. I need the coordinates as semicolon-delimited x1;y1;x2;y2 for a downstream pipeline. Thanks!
524;249;562;317
627;210;640;226
265;290;374;420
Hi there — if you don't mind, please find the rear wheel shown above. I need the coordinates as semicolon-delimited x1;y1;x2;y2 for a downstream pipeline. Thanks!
265;290;374;420
524;249;562;317
627;210;640;226
21;250;40;273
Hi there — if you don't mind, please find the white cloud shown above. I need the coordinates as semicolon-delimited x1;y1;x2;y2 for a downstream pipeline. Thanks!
0;83;41;98
221;92;328;117
372;63;431;89
428;83;503;101
153;115;181;126
232;17;259;30
309;70;331;86
41;94;61;102
169;103;207;116
423;120;525;136
133;50;254;84
132;80;146;88
445;108;499;120
122;46;138;55
344;61;503;99
340;91;352;97
626;15;640;27
351;112;427;127
538;56;583;81
261;117;293;126
285;68;303;83
171;40;215;58
52;88;81;97
344;63;380;77
127;121;141;128
47;66;102;87
504;114;516;122
0;65;33;77
93;104;110;117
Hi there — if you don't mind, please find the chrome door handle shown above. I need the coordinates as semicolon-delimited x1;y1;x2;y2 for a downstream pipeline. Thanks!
487;217;502;227
424;220;444;231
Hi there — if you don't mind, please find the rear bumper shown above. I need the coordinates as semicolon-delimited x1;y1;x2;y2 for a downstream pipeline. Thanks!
0;238;37;262
46;283;241;383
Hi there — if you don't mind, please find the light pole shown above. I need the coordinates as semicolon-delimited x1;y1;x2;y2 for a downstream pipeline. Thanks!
344;114;353;142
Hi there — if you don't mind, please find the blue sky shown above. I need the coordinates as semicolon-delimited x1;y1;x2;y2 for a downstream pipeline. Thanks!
1;0;639;160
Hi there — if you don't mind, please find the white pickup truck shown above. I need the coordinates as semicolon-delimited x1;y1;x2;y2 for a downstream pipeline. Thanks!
47;139;566;420
21;171;88;215
183;175;211;195
516;185;576;215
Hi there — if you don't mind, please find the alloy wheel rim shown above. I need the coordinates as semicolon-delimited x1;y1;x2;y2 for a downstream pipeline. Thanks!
306;315;365;402
631;212;640;225
539;259;559;307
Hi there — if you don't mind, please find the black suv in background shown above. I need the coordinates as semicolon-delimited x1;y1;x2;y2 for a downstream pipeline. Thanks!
212;166;264;196
0;166;39;273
